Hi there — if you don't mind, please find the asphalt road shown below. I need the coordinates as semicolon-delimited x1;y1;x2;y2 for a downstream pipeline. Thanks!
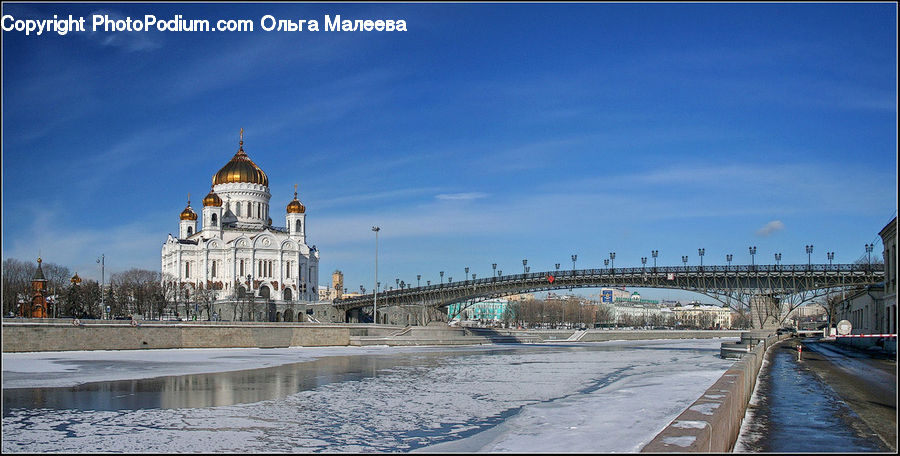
800;338;897;452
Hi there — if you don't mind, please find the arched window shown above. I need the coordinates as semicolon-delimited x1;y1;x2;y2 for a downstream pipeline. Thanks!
296;219;302;232
211;213;218;226
236;202;241;215
247;203;251;217
211;261;217;278
257;204;261;218
185;262;190;278
187;226;193;235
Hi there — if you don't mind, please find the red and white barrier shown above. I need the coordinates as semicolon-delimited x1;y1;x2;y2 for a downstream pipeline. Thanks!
834;333;897;338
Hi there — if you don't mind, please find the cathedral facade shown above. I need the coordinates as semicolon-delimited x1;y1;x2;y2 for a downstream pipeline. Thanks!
161;131;319;320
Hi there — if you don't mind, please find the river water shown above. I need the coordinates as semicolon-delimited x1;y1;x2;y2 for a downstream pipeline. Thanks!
3;339;734;453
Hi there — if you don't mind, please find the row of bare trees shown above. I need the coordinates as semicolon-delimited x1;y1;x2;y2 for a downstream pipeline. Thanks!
496;297;751;330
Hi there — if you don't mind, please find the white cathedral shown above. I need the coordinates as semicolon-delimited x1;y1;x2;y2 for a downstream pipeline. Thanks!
161;130;319;319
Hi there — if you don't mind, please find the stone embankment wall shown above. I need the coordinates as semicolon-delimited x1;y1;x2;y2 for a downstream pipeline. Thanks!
642;332;789;453
0;319;404;352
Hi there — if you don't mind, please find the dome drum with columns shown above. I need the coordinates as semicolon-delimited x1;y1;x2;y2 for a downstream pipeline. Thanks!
162;130;319;321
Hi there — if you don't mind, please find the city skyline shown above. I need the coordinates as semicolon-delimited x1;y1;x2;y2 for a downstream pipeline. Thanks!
2;2;896;302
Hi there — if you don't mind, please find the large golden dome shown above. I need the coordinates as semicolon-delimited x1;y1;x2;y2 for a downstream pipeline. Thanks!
212;131;269;187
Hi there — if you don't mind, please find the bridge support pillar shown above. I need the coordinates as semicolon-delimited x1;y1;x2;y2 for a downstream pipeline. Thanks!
750;294;781;330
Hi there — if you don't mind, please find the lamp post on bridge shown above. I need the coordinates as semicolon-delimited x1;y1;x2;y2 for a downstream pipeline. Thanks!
372;226;380;324
571;254;577;271
681;255;688;267
465;267;469;282
652;250;658;270
806;245;814;269
726;254;733;267
604;259;609;269
865;244;873;269
522;259;528;274
698;248;705;268
609;252;615;270
749;246;757;267
440;271;444;284
775;253;782;267
555;263;560;272
641;257;647;273
492;263;497;278
827;251;834;266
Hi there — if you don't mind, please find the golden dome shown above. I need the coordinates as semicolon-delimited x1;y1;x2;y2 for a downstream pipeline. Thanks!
203;188;223;207
180;201;198;221
212;130;268;187
287;186;305;214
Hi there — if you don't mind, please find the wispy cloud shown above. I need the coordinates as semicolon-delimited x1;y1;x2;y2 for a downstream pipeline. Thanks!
755;220;785;237
88;10;164;52
435;192;488;201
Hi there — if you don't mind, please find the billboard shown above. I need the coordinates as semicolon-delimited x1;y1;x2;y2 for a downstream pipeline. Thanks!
602;290;613;303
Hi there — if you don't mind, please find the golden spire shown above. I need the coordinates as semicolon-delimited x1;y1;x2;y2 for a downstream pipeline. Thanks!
294;183;298;198
239;127;244;149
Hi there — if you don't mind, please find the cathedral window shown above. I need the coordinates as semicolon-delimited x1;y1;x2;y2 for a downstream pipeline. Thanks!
257;204;261;219
211;261;217;278
187;226;193;235
239;259;244;277
236;202;241;215
247;203;251;217
211;213;218;226
296;220;302;232
185;262;190;278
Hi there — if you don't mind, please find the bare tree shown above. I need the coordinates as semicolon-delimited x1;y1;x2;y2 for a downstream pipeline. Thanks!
2;258;32;316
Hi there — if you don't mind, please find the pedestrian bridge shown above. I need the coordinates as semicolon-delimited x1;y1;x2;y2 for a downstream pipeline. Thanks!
334;263;884;313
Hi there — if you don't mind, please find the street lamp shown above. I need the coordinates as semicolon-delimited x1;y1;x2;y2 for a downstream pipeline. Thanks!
827;251;834;266
681;255;688;267
651;250;658;269
417;274;421;288
806;245;814;268
865;243;873;267
492;263;497;278
726;254;733;267
97;254;105;319
641;257;647;269
555;263;560;272
775;253;782;266
604;259;609;268
609;252;615;270
698;248;705;267
465;267;469;281
522;259;528;274
497;270;502;277
571;254;577;271
372;226;380;323
395;278;399;289
749;246;757;267
440;270;444;284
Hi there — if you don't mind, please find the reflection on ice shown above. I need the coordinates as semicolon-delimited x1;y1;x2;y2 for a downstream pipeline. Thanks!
3;339;734;453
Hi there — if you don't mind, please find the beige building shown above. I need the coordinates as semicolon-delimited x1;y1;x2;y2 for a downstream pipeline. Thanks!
879;217;896;335
672;304;733;329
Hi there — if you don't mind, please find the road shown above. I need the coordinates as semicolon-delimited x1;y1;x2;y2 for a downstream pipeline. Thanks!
735;337;895;452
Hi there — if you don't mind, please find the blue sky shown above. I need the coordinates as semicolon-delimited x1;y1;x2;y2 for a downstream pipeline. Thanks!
2;2;897;302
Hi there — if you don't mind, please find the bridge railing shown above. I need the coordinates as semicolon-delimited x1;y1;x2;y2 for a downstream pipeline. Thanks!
336;263;883;307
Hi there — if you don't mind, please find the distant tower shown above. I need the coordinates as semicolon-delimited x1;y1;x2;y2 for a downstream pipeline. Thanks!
286;184;306;242
24;257;48;318
202;186;224;238
179;195;198;239
332;270;344;300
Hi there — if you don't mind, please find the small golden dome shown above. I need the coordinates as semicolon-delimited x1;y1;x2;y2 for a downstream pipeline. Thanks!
287;187;305;214
180;201;198;221
203;188;223;207
211;130;268;187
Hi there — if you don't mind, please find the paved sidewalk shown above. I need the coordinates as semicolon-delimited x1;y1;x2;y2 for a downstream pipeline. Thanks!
801;338;897;451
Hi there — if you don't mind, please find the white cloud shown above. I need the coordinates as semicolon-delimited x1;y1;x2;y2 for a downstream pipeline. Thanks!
755;220;785;236
435;192;488;201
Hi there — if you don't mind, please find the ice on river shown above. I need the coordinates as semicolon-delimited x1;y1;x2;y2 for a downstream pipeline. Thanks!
3;338;735;453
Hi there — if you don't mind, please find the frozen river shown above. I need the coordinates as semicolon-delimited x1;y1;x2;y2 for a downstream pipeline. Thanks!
3;338;735;453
